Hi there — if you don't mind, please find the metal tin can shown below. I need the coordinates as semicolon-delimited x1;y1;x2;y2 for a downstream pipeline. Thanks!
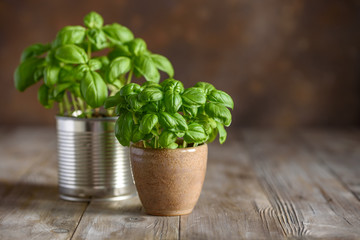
56;116;136;201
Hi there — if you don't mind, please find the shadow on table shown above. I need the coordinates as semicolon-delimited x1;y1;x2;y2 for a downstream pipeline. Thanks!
0;181;147;216
0;181;85;212
0;181;59;200
84;196;147;216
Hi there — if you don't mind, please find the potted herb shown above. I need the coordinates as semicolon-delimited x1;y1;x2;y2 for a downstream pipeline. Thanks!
14;12;174;201
105;79;233;215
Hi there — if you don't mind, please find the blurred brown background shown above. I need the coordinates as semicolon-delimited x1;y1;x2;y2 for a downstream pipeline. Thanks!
1;0;360;128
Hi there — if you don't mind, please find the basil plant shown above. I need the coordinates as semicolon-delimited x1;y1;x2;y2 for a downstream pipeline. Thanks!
14;11;174;117
105;79;234;148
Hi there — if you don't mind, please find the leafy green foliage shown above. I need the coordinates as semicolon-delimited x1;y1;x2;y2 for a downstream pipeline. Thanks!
106;57;131;83
134;55;160;83
102;23;134;44
53;26;86;47
38;84;52;108
21;43;50;62
107;80;234;148
84;11;104;29
14;58;45;91
139;114;158;134
14;11;175;118
181;87;206;107
80;71;108;108
151;54;174;77
55;44;88;64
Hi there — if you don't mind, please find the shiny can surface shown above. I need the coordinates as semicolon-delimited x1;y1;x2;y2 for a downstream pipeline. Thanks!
56;116;136;201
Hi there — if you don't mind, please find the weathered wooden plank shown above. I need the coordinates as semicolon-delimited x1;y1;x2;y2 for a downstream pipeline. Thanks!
0;127;88;240
72;197;179;240
242;130;360;239
0;127;56;198
301;130;360;200
180;139;284;240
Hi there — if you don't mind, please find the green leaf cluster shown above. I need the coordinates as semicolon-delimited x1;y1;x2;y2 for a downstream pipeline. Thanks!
14;11;174;117
105;80;234;148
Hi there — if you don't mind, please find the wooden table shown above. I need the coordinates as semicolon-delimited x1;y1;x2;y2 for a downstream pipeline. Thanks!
0;127;359;240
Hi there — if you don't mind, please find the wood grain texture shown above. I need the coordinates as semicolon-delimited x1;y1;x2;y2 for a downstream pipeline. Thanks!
301;130;360;200
0;127;88;240
72;197;179;240
242;130;360;239
1;128;360;239
180;140;283;240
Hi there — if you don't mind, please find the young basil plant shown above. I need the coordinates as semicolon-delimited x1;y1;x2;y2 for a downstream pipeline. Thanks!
14;11;174;117
105;80;234;149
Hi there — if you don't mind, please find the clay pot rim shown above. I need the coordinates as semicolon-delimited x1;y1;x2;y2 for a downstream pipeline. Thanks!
130;142;207;152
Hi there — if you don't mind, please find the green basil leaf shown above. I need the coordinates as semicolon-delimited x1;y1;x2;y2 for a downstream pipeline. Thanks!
71;84;81;98
194;82;216;95
53;26;86;47
160;78;174;87
181;87;206;107
96;56;110;68
205;102;232;126
159;131;178;149
73;64;89;80
21;43;50;62
38;84;51;108
87;28;108;50
14;57;45;92
108;45;131;59
143;101;160;113
164;90;182;113
208;89;234;109
115;104;128;115
184;123;207;143
151;54;174;77
138;87;163;102
44;65;60;86
127;38;147;56
102;23;134;44
139;113;158;134
84;11;104;28
132;124;144;143
80;71;108;108
55;44;88;64
158;112;177;129
53;83;72;99
174;131;185;138
161;79;184;93
120;83;141;96
106;57;131;83
183;105;198;117
34;66;45;81
141;81;162;90
104;93;125;109
195;115;215;135
115;112;133;146
134;55;160;83
217;122;227;144
207;127;218;143
88;59;102;71
173;113;188;131
127;94;145;111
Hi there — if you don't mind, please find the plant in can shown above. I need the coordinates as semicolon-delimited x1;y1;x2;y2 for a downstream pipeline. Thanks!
14;11;174;118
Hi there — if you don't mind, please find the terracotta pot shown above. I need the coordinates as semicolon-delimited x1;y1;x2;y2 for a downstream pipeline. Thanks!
130;143;208;216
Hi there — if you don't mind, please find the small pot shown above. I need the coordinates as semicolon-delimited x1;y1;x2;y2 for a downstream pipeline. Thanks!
56;116;136;201
130;143;208;216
